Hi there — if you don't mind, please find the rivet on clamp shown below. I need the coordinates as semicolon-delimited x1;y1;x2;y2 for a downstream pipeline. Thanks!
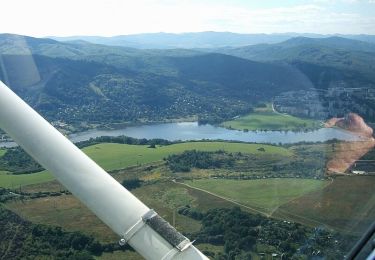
118;209;155;246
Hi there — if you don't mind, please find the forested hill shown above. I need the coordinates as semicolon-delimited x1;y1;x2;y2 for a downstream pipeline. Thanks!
0;34;312;126
217;36;375;89
0;34;374;126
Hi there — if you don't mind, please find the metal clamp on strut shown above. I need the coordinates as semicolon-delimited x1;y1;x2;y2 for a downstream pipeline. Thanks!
119;209;154;246
119;209;192;253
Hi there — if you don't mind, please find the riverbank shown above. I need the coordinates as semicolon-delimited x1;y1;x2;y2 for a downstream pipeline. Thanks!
55;116;199;135
1;121;363;149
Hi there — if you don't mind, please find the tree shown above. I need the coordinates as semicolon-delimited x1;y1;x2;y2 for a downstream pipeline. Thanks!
122;179;142;190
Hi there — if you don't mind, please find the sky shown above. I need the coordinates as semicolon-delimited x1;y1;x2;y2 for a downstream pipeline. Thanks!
1;0;375;37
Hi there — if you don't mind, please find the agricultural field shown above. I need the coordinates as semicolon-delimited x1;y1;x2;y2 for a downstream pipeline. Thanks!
0;142;291;188
6;195;118;243
222;103;319;131
274;176;375;235
6;182;204;243
0;170;53;189
184;178;328;215
82;142;292;171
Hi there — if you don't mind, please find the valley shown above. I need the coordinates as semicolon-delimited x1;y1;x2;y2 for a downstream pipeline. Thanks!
0;32;375;259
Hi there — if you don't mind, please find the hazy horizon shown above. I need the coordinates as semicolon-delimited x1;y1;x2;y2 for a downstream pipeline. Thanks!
3;31;375;40
1;0;375;37
51;31;375;38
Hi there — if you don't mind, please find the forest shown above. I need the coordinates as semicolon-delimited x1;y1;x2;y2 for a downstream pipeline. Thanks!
0;206;133;259
179;207;354;259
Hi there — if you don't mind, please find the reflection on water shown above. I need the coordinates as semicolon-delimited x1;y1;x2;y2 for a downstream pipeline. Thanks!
1;122;363;148
68;122;362;144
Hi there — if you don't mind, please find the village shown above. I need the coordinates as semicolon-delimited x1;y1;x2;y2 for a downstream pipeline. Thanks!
273;87;375;121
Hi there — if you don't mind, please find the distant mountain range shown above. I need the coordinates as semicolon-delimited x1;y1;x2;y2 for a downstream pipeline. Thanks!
214;36;375;89
49;32;375;49
0;33;374;126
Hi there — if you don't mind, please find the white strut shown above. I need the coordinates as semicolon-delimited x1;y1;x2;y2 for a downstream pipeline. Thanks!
0;81;208;260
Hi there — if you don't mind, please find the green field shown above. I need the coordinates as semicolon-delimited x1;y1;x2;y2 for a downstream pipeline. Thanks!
274;176;375;233
7;195;119;243
222;104;319;131
6;182;202;243
0;170;54;189
83;142;292;171
0;149;6;157
0;142;291;188
185;178;327;215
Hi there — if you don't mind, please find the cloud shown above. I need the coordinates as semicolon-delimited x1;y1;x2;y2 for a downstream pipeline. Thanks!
184;3;375;35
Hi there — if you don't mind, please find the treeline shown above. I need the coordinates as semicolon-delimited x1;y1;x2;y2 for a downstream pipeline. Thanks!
75;135;173;149
75;136;265;149
183;207;355;260
0;147;44;174
0;187;71;203
166;150;235;172
0;207;133;259
165;148;327;178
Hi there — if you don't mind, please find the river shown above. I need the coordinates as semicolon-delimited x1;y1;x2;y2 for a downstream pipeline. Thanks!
0;122;362;148
70;122;361;143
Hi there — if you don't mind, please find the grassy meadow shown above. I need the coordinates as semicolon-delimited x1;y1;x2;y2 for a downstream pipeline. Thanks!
0;170;54;189
6;182;207;243
0;141;291;188
222;103;319;131
185;178;328;215
82;142;292;171
274;176;375;234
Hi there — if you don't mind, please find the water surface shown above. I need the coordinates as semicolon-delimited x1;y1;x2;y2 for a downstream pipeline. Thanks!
69;122;361;144
1;122;362;148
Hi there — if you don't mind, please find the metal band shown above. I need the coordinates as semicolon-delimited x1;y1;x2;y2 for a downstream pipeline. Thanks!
120;209;154;245
144;210;191;251
120;209;192;253
177;240;195;252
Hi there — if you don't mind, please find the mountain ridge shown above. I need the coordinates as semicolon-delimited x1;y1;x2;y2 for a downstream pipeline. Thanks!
1;33;374;127
49;32;375;49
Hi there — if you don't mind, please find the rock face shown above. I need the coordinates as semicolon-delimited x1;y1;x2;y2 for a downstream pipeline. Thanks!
325;113;373;138
325;113;375;174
